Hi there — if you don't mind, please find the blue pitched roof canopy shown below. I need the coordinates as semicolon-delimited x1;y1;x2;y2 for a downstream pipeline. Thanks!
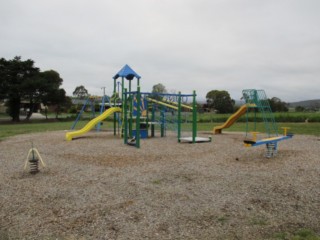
113;64;141;80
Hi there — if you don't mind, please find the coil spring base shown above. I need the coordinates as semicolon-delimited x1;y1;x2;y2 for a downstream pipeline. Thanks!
29;158;39;174
265;142;277;158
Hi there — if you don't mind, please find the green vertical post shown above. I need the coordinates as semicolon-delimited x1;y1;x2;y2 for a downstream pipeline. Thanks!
121;77;125;109
245;106;249;137
121;77;125;137
113;78;116;98
124;88;128;144
160;109;164;137
136;86;141;148
121;77;124;100
151;104;155;137
177;92;182;142
192;90;197;143
129;81;133;138
146;99;149;137
254;108;257;132
113;78;117;136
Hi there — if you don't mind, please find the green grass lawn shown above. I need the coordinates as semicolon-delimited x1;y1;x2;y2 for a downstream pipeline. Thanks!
197;111;320;123
0;121;114;140
1;120;319;141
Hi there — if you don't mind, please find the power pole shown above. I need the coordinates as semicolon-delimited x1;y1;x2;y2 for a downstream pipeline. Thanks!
101;87;106;97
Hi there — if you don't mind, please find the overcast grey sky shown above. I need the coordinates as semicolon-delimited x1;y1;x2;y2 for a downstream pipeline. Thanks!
1;0;319;102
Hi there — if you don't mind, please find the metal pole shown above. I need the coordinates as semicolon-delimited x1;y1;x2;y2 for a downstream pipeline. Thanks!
178;91;182;142
129;80;133;137
117;81;120;94
192;90;197;143
160;108;165;137
100;87;106;113
136;86;141;148
120;77;124;136
113;79;117;135
151;104;155;137
124;88;128;144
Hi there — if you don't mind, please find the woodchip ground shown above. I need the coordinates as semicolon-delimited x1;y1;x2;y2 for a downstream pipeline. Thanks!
0;130;319;239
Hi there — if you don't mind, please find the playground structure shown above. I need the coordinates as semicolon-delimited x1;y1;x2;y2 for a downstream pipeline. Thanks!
71;95;114;131
214;89;293;158
65;65;211;147
65;107;121;141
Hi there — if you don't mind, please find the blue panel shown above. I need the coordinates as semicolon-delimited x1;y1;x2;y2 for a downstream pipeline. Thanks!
132;129;148;139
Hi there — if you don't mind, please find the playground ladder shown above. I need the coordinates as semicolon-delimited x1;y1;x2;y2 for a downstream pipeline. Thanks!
242;89;278;137
71;98;96;130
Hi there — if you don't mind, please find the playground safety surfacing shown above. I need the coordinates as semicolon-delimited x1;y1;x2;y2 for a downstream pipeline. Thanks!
1;130;319;239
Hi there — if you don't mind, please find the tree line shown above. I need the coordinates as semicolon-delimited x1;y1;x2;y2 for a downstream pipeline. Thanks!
150;85;289;113
0;56;69;121
1;56;292;122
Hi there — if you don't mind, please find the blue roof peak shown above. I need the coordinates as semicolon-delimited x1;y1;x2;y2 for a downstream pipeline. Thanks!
113;64;141;80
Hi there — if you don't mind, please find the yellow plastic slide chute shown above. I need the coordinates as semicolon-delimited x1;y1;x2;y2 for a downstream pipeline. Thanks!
146;98;178;110
65;107;121;141
213;104;255;134
162;99;193;110
146;97;193;111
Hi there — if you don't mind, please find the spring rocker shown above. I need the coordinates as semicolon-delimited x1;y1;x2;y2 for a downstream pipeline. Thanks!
24;142;46;174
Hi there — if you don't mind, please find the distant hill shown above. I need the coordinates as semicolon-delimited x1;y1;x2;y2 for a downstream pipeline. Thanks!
288;99;320;108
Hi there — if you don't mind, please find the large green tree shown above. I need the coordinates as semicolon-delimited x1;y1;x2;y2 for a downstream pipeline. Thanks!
43;88;70;119
268;97;288;112
41;71;70;119
73;85;89;99
0;56;67;121
0;56;40;121
151;83;167;100
206;90;235;113
23;70;65;120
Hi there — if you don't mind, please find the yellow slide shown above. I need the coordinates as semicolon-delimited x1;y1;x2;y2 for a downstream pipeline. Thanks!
162;99;193;110
66;107;121;141
146;97;178;110
147;98;192;111
213;105;249;134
